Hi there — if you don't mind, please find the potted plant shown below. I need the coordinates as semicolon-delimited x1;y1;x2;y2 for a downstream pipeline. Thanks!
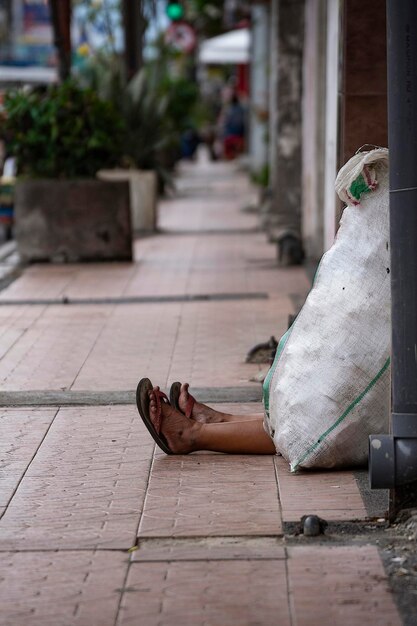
2;81;132;262
79;55;172;233
95;69;169;233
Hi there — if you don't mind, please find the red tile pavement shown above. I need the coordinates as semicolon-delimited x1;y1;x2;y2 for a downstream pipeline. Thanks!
275;456;368;521
287;546;401;625
71;303;182;392
0;408;57;507
138;454;282;537
0;158;400;625
118;560;291;626
0;234;309;301
0;551;128;626
0;406;153;549
165;297;290;389
0;304;46;359
0;298;291;391
0;265;76;301
0;305;113;391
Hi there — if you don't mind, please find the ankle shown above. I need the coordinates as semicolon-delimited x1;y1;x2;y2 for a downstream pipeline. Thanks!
189;420;204;451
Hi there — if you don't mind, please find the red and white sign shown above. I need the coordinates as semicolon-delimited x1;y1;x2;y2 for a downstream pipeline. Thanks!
165;22;196;54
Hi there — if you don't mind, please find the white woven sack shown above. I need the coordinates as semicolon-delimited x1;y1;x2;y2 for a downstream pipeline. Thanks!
263;148;391;470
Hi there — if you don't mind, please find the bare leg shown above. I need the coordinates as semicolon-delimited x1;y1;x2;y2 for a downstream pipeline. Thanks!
198;420;276;454
178;382;264;424
149;388;275;455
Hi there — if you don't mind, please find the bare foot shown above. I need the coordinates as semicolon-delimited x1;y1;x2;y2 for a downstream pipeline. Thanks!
178;383;234;424
149;387;202;453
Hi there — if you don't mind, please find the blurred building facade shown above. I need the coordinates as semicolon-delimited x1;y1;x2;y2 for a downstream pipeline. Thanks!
248;0;388;263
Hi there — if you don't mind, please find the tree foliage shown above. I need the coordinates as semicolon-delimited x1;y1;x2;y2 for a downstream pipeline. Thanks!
2;82;124;178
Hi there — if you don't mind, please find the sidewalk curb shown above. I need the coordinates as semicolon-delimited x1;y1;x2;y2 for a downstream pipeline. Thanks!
0;386;263;407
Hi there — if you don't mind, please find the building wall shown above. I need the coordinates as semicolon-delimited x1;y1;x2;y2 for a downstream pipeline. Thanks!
268;0;305;240
249;3;270;175
301;0;327;259
340;0;388;165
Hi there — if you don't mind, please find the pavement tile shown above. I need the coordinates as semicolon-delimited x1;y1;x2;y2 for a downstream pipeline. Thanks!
0;263;135;302
0;265;76;301
0;234;309;300
133;537;285;561
158;196;259;232
287;546;401;625
0;305;46;360
72;303;181;391
58;264;135;299
0;551;128;626
167;297;290;388
0;406;153;549
118;560;290;626
74;297;289;391
275;456;368;522
0;408;57;507
0;305;113;391
139;455;282;537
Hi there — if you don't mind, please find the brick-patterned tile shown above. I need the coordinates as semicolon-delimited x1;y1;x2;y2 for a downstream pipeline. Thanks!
60;263;135;299
0;408;56;506
275;456;368;521
158;196;259;232
0;406;153;549
139;455;282;537
0;265;75;301
75;296;290;391
0;234;308;302
0;297;289;393
72;303;181;391
130;232;309;298
167;297;291;388
0;263;135;302
287;546;401;625
118;560;290;626
0;551;128;626
0;305;112;391
0;305;46;360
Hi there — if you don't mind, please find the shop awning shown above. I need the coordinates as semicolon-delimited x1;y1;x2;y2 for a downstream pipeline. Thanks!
199;28;250;65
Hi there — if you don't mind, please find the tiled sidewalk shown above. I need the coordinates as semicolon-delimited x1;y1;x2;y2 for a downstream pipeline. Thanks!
0;157;400;625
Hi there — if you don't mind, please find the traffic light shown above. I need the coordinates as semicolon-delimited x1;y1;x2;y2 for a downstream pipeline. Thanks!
166;2;184;21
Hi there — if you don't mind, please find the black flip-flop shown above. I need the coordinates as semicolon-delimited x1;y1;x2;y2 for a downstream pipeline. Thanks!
169;381;182;412
136;378;173;455
169;381;195;419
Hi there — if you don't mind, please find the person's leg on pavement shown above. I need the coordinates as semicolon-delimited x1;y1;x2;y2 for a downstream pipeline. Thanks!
175;382;264;424
149;387;275;455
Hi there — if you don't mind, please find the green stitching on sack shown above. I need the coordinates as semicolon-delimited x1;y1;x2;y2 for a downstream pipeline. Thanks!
262;328;291;417
290;356;391;472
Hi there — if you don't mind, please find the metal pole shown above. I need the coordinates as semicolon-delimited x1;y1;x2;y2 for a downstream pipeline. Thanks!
387;0;417;517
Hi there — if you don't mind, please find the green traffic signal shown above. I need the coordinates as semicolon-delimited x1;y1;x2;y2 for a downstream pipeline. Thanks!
166;2;184;21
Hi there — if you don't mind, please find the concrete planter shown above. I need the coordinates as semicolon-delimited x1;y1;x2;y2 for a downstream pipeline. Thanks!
15;179;132;262
97;169;157;233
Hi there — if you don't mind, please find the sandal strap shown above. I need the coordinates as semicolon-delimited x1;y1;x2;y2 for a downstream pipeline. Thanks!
154;389;169;435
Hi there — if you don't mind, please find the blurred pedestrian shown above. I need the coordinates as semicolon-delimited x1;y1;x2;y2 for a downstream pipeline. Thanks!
223;93;245;160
